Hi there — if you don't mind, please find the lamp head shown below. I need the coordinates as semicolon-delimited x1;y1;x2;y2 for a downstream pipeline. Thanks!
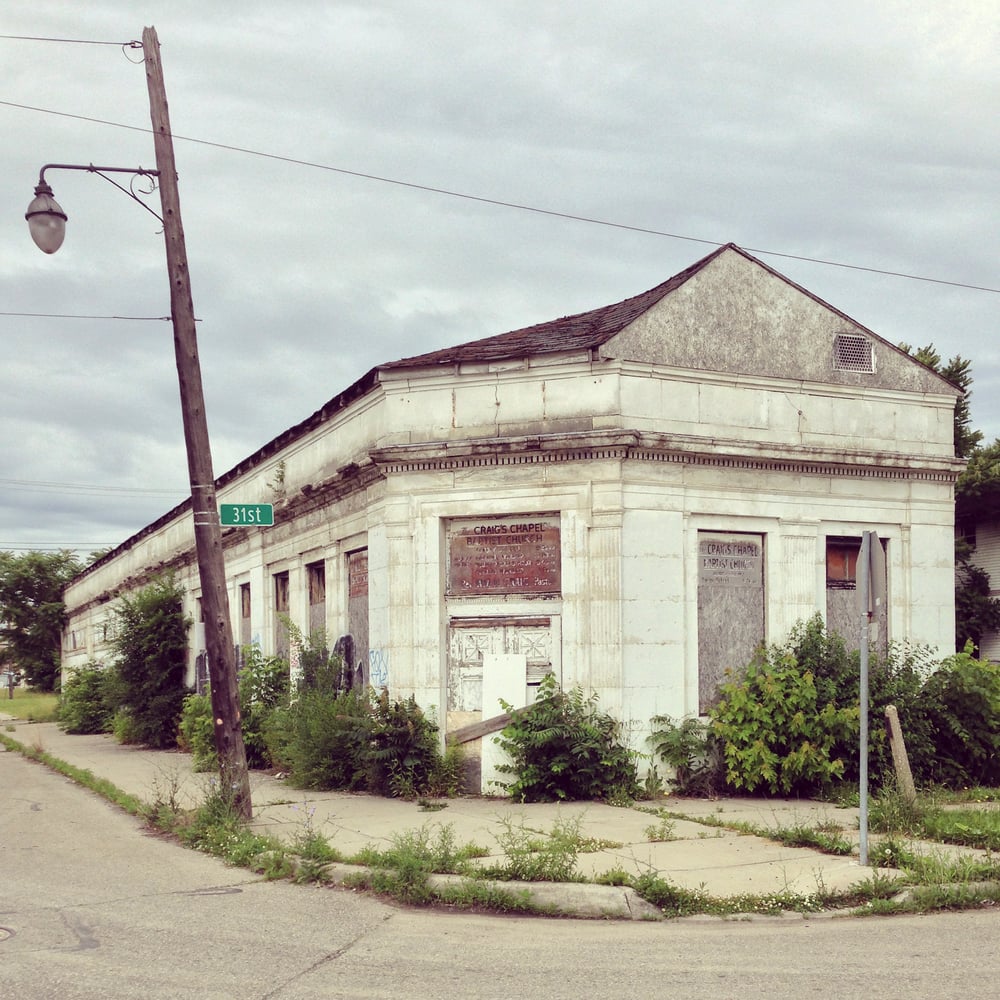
26;180;67;254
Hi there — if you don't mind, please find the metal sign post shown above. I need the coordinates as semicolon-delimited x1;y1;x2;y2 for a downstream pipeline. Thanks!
857;529;886;867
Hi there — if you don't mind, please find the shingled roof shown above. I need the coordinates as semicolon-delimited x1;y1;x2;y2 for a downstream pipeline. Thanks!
383;242;736;370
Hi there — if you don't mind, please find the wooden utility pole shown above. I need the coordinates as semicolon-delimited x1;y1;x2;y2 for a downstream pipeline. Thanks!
142;26;252;819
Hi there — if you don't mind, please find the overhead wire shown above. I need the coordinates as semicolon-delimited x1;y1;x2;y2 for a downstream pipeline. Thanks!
1;99;997;296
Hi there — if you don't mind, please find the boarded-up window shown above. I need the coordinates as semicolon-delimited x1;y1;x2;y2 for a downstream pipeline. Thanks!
826;536;888;656
274;571;289;658
347;549;369;686
307;561;326;634
826;539;860;588
239;583;252;647
697;532;765;713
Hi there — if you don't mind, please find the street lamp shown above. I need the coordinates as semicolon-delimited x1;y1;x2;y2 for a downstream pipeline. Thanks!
25;26;252;820
24;178;67;254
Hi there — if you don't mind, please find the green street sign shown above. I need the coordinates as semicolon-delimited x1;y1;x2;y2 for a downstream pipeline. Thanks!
220;503;274;527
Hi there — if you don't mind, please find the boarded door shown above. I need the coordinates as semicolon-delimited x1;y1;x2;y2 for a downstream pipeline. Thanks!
447;617;556;791
697;532;765;712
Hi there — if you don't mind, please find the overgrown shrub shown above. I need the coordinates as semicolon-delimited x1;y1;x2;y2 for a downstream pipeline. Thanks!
493;673;640;803
268;686;374;790
111;574;191;749
179;644;291;771
239;644;290;768
177;691;216;771
648;715;725;796
784;615;931;786
366;691;453;797
284;619;352;695
266;682;456;797
710;646;859;795
58;662;116;734
913;646;1000;787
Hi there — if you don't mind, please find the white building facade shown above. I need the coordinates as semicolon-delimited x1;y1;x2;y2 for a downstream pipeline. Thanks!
63;245;962;789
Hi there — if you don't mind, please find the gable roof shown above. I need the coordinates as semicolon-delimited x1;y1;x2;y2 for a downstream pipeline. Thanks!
383;243;734;369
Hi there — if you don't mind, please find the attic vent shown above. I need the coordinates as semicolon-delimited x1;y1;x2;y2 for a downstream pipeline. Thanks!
833;334;874;373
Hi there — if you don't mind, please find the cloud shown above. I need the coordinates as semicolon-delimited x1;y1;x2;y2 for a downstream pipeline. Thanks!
1;0;998;554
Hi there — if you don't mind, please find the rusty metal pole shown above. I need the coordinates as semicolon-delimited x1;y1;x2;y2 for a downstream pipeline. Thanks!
142;26;251;819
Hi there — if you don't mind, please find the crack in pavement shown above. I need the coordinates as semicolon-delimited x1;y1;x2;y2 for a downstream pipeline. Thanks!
258;912;395;1000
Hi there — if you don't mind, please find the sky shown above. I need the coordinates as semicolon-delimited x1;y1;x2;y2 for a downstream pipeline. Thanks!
1;1;998;559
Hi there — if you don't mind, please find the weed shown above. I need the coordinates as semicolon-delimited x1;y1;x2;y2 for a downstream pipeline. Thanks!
917;806;1000;851
644;816;677;842
355;823;487;876
647;716;725;796
630;873;708;916
417;798;448;812
771;823;854;856
868;781;926;836
477;814;585;882
435;880;540;913
869;835;916;869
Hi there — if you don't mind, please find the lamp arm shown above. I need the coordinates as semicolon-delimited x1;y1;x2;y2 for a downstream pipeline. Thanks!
36;163;163;224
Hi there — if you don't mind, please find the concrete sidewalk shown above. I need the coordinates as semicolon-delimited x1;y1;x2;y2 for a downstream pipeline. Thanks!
3;717;889;916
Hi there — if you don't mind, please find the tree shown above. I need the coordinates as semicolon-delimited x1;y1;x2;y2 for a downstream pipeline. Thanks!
901;344;999;652
112;574;191;749
954;554;1000;654
0;550;80;691
899;343;982;458
954;438;1000;655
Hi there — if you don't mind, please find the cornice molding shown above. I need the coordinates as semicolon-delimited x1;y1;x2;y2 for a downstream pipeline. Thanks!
369;429;962;483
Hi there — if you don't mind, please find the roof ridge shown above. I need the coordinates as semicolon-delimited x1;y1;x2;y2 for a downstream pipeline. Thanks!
384;242;738;370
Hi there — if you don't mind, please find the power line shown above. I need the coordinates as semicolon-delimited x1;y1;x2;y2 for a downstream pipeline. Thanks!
0;34;136;46
0;311;172;321
0;477;182;498
0;543;116;550
2;99;998;296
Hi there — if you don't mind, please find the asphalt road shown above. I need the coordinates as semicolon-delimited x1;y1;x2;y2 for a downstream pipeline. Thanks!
3;746;999;999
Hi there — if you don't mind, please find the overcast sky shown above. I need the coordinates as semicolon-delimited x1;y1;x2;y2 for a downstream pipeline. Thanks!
2;1;998;558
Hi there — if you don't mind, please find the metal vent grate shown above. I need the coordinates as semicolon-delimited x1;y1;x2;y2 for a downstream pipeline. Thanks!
834;334;874;373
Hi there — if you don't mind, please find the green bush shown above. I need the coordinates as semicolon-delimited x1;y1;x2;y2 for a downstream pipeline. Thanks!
493;673;640;803
269;686;374;790
710;646;859;795
367;691;449;797
913;646;1000;788
239;644;290;768
648;715;725;796
786;615;932;787
177;692;217;771
111;574;191;749
58;662;116;734
179;645;291;772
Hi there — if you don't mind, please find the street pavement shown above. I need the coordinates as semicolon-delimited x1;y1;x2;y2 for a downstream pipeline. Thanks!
7;742;1000;999
1;716;914;917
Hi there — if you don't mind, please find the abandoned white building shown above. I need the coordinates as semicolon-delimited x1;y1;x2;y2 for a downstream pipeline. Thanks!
62;243;963;789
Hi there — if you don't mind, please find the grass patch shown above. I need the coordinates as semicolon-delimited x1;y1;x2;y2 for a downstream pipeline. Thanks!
658;809;855;857
916;806;1000;851
475;814;587;883
354;823;488;875
3;688;59;723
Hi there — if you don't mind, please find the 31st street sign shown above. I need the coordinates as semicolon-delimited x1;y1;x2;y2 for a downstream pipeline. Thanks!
219;503;274;527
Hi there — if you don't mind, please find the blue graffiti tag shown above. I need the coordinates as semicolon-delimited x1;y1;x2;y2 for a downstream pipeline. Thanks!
369;648;390;687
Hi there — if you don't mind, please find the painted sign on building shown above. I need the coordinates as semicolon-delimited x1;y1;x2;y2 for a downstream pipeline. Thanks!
447;516;561;596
